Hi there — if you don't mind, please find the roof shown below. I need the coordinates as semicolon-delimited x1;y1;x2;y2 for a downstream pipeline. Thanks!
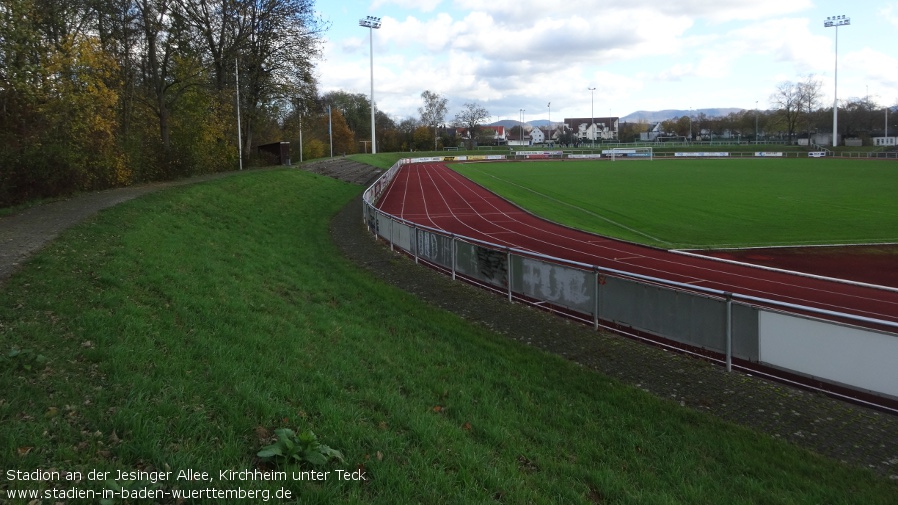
564;117;619;128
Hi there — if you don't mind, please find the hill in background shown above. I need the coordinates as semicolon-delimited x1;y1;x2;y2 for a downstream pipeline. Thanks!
490;108;744;129
621;108;744;122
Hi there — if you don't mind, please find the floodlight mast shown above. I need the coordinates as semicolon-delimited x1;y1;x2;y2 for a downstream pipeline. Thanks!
588;87;596;147
359;16;382;154
824;15;850;147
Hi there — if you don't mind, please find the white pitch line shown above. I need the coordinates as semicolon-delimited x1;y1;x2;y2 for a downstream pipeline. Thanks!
671;249;898;294
466;168;672;245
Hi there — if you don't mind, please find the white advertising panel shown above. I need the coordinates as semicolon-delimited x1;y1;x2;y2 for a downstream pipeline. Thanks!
759;311;898;398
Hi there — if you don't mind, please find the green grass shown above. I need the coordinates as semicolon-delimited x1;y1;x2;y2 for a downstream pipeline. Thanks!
1;168;897;503
453;158;898;249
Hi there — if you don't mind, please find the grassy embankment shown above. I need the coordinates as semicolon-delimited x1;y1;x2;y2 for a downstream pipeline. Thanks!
1;167;896;503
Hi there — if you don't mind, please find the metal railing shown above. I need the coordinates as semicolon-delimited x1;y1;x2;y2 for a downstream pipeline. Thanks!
362;158;898;405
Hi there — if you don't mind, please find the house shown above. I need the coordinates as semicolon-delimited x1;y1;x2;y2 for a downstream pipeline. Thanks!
563;117;619;142
529;127;545;144
639;123;662;142
481;125;508;145
452;125;508;146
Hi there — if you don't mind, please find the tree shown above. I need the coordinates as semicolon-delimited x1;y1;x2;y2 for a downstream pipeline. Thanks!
176;0;250;91
323;90;370;143
134;0;201;158
238;0;325;159
770;81;801;143
412;126;432;151
618;121;648;143
396;117;419;151
841;96;882;139
508;125;526;143
454;102;489;149
418;90;448;151
797;74;824;141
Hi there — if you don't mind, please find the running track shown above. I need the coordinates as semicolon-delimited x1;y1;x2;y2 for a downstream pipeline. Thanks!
376;162;898;327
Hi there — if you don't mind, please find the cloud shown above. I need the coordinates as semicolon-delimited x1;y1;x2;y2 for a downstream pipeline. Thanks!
842;48;898;101
881;3;898;28
650;0;812;23
371;0;443;13
452;0;812;25
316;0;897;121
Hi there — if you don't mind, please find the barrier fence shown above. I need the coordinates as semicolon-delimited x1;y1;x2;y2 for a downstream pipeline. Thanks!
363;158;898;407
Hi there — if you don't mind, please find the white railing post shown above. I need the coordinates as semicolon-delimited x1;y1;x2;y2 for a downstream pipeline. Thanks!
507;248;513;302
725;292;733;372
594;268;601;330
451;235;457;281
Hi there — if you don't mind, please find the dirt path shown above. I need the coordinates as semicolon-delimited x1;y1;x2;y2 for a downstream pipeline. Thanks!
0;171;242;284
0;160;381;285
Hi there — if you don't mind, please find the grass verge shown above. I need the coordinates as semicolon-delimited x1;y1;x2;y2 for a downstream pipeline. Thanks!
1;168;896;504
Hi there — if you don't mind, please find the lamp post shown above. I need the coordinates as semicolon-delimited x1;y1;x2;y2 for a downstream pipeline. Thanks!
359;15;382;154
328;104;333;158
824;15;850;147
235;58;242;170
689;108;693;142
588;87;596;147
755;100;758;144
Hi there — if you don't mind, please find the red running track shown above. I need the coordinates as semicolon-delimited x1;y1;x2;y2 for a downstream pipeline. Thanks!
376;162;898;327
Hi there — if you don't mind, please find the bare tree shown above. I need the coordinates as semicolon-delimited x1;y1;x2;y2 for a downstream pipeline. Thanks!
418;90;448;151
797;74;824;143
176;0;251;92
454;102;489;149
770;81;801;143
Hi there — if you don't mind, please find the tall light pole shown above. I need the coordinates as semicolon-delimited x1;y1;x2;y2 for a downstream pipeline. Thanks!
588;87;596;147
235;59;243;170
359;16;381;154
824;15;850;147
755;100;759;143
689;107;693;142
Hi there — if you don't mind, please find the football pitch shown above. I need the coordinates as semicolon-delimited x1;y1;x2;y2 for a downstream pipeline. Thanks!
451;158;898;250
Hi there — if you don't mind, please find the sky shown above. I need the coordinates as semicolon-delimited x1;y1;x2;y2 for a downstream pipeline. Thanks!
313;0;898;124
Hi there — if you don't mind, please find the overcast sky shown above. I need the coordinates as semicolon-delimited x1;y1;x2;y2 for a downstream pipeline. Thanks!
314;0;898;123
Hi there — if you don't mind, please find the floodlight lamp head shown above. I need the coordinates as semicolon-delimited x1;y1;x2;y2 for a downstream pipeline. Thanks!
359;16;382;29
824;15;850;27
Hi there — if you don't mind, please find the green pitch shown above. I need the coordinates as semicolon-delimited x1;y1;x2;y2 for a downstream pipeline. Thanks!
452;158;898;249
